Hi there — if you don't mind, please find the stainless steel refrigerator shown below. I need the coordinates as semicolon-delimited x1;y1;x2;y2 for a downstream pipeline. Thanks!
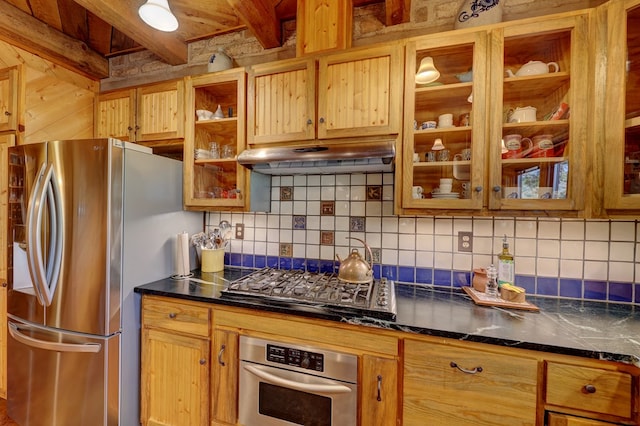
6;138;202;426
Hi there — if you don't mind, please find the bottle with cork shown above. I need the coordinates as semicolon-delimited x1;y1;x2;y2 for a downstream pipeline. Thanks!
497;234;514;287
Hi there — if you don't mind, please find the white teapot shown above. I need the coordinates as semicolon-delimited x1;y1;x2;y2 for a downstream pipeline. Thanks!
507;106;537;123
506;60;559;77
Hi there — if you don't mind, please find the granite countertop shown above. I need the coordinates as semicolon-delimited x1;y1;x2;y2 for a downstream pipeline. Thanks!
134;267;640;366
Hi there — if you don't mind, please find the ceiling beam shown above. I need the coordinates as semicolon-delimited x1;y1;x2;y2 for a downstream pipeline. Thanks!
0;0;108;78
226;0;282;49
72;0;188;66
385;0;410;26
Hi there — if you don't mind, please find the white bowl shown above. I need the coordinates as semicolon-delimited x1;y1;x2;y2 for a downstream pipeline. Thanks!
196;109;214;120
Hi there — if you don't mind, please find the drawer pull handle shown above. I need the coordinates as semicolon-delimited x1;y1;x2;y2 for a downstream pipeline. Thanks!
168;312;176;319
199;358;206;365
450;361;483;374
584;384;596;394
376;375;382;402
218;344;226;366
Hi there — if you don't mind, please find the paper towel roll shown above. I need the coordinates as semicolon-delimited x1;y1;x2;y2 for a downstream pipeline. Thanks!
175;232;190;277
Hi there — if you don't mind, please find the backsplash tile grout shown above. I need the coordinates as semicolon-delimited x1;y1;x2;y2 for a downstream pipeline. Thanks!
208;173;640;305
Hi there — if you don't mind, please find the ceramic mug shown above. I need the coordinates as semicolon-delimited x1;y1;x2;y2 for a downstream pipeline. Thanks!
439;178;453;193
528;134;555;158
426;151;437;162
454;148;472;161
413;152;421;162
502;134;532;159
503;186;520;199
437;149;450;161
438;113;454;128
422;121;437;129
412;186;423;199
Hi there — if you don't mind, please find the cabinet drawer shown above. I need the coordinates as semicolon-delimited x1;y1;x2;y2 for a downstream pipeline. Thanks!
142;298;210;337
546;362;632;419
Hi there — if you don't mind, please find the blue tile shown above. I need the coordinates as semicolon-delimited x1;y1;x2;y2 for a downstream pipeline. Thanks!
241;254;254;268
452;271;470;288
537;277;559;296
279;257;292;270
320;260;335;273
292;258;306;270
398;266;415;283
559;278;582;298
609;282;633;303
254;255;267;269
372;264;381;280
229;252;242;266
515;275;535;294
415;268;432;285
635;283;640;304
266;256;279;268
433;269;451;287
306;259;320;273
584;280;607;300
382;265;398;281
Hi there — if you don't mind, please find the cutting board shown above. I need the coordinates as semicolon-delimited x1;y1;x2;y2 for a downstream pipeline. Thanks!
463;286;540;312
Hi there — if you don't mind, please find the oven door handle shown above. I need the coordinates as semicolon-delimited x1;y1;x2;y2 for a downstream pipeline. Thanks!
243;364;353;394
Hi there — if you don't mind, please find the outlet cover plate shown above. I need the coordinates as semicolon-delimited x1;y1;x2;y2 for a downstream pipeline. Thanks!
235;223;244;240
458;231;473;252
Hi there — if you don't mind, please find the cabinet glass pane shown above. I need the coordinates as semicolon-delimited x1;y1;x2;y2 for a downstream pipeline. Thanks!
501;30;572;200
413;43;474;199
624;5;640;196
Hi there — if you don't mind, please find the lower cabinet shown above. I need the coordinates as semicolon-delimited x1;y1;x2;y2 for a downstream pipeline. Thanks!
211;328;239;425
361;355;399;426
403;338;538;425
547;412;622;425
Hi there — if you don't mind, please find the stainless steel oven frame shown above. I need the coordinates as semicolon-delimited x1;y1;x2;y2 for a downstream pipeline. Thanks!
238;336;358;426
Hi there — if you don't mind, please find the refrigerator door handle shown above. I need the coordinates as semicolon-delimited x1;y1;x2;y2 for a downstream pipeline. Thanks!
26;163;64;307
8;322;101;353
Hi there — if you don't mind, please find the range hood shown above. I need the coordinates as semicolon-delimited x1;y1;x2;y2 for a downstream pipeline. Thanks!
237;139;395;175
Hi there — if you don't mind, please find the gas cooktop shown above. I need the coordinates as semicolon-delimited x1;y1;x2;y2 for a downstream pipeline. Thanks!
220;267;396;321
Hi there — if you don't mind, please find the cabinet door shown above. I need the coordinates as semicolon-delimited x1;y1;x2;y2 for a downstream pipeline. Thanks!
141;328;210;426
361;355;398;426
136;79;185;142
0;65;23;133
184;69;247;210
95;89;136;141
211;329;238;425
603;0;640;210
318;44;402;139
403;339;538;425
488;14;589;212
248;58;316;144
296;0;352;56
402;31;488;211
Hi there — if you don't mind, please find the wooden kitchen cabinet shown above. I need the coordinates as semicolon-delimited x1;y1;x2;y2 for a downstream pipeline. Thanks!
403;338;538;425
401;30;488;211
184;68;247;210
361;354;399;426
548;412;624;425
141;297;211;426
603;0;640;211
247;43;402;145
487;13;590;212
211;328;238;425
95;79;185;157
0;65;24;133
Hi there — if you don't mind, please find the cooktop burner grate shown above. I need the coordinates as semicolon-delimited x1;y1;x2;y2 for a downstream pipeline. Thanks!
221;267;396;321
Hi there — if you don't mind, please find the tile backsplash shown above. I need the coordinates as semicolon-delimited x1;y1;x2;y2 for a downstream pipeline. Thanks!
206;173;640;304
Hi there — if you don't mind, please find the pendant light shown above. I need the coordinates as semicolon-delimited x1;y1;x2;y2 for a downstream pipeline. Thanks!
415;56;440;85
138;0;179;32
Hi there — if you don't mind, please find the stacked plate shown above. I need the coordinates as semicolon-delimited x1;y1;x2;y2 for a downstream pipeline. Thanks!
432;191;460;199
195;148;212;159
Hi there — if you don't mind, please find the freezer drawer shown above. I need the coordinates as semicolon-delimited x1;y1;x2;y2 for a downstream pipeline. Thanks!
7;318;120;426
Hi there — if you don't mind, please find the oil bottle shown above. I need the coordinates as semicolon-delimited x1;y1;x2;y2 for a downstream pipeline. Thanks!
497;234;514;287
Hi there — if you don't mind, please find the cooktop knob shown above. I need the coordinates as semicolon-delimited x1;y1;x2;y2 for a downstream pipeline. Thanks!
301;353;311;369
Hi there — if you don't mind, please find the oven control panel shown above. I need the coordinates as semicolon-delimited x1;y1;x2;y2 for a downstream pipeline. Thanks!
267;344;324;372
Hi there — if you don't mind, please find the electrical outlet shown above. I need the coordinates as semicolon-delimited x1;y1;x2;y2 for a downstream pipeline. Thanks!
458;231;473;252
235;223;244;240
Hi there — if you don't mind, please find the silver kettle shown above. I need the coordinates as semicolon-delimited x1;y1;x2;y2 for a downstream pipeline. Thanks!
336;237;373;283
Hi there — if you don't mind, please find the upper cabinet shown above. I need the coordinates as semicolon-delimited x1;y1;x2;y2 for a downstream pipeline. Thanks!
183;68;247;211
402;31;488;211
488;14;590;212
603;0;640;211
296;0;352;56
0;65;24;133
95;79;185;156
247;44;403;145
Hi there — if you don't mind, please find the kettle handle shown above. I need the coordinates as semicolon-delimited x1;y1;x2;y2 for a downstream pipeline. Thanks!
547;61;559;73
347;237;373;270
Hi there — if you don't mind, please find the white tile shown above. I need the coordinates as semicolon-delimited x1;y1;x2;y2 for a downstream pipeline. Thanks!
306;215;320;230
398;250;415;266
350;174;366;185
279;229;292;242
240;213;255;228
320;175;335;186
584;261;608;280
609;261;634;282
610;242;635;262
585;221;610;241
280;215;293;229
335;216;350;231
280;201;292;215
280;176;293;186
293;186;307;201
474;236;493;255
306;244;319;259
637;243;640;262
365;217;381;233
434;252;453;269
398;233;416;251
611;221;635;241
243;227;255;241
293;243;306;257
538;219;560;239
351;201;366;216
537;257;559;277
266;228;279;242
320;216;335;229
416;251;434;267
561;220;585;240
584;241;608;260
293;175;307;186
335;185;350;200
473;218;493;236
267;242;280;256
254;227;267;241
365;233;382;248
383;173;394;184
560;240;584;260
293;201;307;215
560;259;583;279
336;174;350;186
307;186;321;200
307;175;321;186
494;218;515;237
399;217;416;234
270;200;280;214
306;230;320;245
293;229;306;244
452;218;472;233
335;231;350;246
515;219;537;238
229;239;242;252
381;233;398;249
537;239;560;258
382;185;394;200
434;217;453;235
382;217;398;233
254;241;267;255
472;254;492;269
382;201;394;216
271;176;281;186
416;217;434;234
351;185;366;201
434;234;453;252
415;234;434;251
365;201;382;216
321;186;335;200
367;173;383;185
335;201;350;216
254;214;267;228
381;249;398;265
515;257;536;275
453;253;472;270
515;238;536;257
320;245;335;260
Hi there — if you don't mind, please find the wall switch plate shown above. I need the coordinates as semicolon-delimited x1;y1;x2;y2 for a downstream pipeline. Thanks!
235;223;244;240
458;231;473;252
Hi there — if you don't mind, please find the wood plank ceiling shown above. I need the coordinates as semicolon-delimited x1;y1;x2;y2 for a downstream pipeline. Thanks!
0;0;409;80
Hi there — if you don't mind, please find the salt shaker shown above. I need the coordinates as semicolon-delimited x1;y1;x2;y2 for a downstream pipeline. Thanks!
485;264;498;298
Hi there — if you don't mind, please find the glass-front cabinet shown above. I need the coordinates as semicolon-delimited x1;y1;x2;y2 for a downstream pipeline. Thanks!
604;0;640;211
402;31;488;210
184;69;247;210
488;14;589;212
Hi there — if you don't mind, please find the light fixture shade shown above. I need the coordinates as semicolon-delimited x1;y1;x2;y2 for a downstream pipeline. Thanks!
138;0;179;32
431;138;445;151
415;56;440;85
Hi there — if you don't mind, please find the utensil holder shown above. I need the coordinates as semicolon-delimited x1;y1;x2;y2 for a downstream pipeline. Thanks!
201;248;225;272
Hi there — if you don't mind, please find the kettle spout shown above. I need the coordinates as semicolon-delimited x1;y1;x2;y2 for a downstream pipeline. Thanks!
336;254;342;263
506;69;515;78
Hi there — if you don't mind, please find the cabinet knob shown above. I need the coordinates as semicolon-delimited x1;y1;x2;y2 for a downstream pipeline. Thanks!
492;186;501;193
475;186;483;192
583;384;596;394
4;111;11;116
199;358;206;365
306;119;313;125
127;126;133;131
450;361;483;374
1;282;7;287
319;117;325;124
218;344;226;366
168;312;176;319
